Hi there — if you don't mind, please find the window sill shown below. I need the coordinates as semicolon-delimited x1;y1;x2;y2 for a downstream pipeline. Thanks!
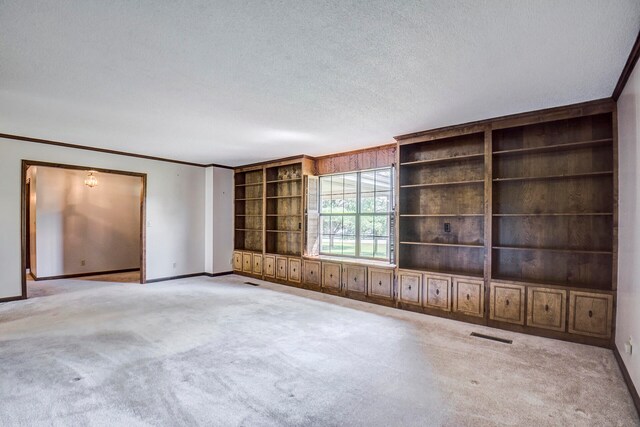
304;254;395;268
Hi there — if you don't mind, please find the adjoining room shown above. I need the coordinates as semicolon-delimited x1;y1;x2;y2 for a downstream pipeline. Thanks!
1;1;639;425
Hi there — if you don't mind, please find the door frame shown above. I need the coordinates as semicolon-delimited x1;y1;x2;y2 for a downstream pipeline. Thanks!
20;160;148;298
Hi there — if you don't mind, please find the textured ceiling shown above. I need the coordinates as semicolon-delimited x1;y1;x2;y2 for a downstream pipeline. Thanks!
1;1;639;166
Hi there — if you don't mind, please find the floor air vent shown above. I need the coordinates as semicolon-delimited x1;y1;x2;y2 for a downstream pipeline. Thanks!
244;282;260;287
470;332;512;344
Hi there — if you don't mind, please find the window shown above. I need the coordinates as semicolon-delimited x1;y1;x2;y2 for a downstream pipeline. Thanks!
319;167;393;260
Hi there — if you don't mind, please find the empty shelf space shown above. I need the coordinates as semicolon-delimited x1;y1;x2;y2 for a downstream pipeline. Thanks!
267;230;302;233
266;214;302;217
235;197;263;201
400;241;483;248
235;214;262;217
266;178;302;184
235;182;263;187
400;213;484;217
492;246;612;255
493;171;613;182
493;212;613;217
235;228;263;232
401;180;484;188
266;195;302;199
492;138;613;156
400;153;484;166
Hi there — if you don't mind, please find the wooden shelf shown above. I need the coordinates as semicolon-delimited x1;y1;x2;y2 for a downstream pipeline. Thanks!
266;178;302;184
266;214;302;217
235;182;263;187
235;197;262;201
267;230;302;233
401;180;484;188
401;266;484;279
235;214;262;217
493;171;613;182
400;214;484;217
266;195;302;199
492;246;612;255
492;138;612;156
493;213;613;217
235;228;263;232
400;153;484;166
400;241;483;248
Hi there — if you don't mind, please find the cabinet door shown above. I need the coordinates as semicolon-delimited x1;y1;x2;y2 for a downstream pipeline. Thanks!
368;268;393;299
568;291;613;338
303;260;321;286
490;282;525;325
288;258;301;283
242;252;253;273
398;271;421;305
424;274;451;311
344;265;367;294
233;251;243;271
264;255;276;278
527;287;566;332
252;254;263;275
322;262;341;290
452;278;484;317
276;256;288;280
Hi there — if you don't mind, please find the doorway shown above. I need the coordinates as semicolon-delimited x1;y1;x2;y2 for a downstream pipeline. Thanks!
21;160;147;298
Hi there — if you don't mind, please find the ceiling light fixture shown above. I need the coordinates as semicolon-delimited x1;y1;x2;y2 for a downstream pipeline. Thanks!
84;172;98;188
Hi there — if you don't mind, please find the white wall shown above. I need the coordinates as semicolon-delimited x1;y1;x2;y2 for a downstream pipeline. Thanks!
617;64;640;393
32;166;142;278
0;137;210;299
205;166;234;274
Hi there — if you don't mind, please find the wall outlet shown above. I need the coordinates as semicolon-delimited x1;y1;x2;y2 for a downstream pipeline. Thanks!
625;337;633;355
81;260;86;266
444;223;451;233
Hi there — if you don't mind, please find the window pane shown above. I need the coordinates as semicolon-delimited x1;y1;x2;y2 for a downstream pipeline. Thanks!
331;196;344;214
320;176;332;195
343;216;356;235
331;216;343;235
330;235;343;255
373;238;389;259
375;169;391;192
320;195;332;213
321;216;332;234
342;235;356;256
343;173;357;195
375;191;391;213
360;215;374;235
344;195;357;214
374;216;389;236
360;235;374;258
360;192;375;213
321;236;331;253
331;174;344;194
361;171;375;193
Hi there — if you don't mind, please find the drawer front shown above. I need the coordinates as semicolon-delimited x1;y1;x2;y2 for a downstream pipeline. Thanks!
276;257;288;280
233;251;243;271
569;291;613;338
490;282;525;325
398;271;421;305
424;274;451;311
288;258;301;283
252;254;263;275
264;255;276;278
345;265;367;293
322;262;342;289
527;287;566;332
452;278;484;317
242;252;253;273
368;268;393;299
303;260;321;286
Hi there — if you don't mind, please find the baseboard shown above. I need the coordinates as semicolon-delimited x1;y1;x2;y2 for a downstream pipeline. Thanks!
614;345;640;417
145;272;206;284
32;268;140;281
0;295;27;303
204;271;233;277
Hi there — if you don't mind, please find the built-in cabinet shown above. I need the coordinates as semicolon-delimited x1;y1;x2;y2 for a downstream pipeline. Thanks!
233;100;617;348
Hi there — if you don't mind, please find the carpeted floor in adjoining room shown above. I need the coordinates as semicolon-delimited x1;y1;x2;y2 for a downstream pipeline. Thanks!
0;274;637;426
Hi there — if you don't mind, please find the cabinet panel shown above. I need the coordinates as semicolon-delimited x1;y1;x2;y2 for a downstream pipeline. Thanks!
424;274;451;311
490;282;525;325
288;258;301;283
242;252;253;273
452;277;484;317
398;271;421;305
233;251;243;271
276;256;288;280
322;262;342;290
252;254;263;275
527;287;566;332
344;265;367;293
303;260;321;286
368;268;393;299
568;291;613;338
264;255;276;278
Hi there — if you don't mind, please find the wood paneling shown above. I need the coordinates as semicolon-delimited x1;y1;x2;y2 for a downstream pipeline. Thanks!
322;262;341;289
568;291;613;338
303;259;321;286
398;270;421;305
452;277;484;317
368;268;393;299
344;264;367;293
316;144;396;175
527;287;567;332
424;274;451;311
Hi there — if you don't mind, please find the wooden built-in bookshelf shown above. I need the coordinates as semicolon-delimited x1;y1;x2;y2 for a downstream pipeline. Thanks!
234;169;263;253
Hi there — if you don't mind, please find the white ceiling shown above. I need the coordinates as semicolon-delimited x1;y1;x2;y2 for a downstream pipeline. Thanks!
1;1;639;166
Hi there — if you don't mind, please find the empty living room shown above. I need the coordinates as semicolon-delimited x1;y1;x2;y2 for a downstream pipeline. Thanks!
2;1;640;426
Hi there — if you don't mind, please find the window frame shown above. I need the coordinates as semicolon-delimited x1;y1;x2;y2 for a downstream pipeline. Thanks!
318;166;394;261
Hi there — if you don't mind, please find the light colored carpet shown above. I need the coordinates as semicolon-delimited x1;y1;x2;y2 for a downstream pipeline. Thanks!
0;274;637;426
